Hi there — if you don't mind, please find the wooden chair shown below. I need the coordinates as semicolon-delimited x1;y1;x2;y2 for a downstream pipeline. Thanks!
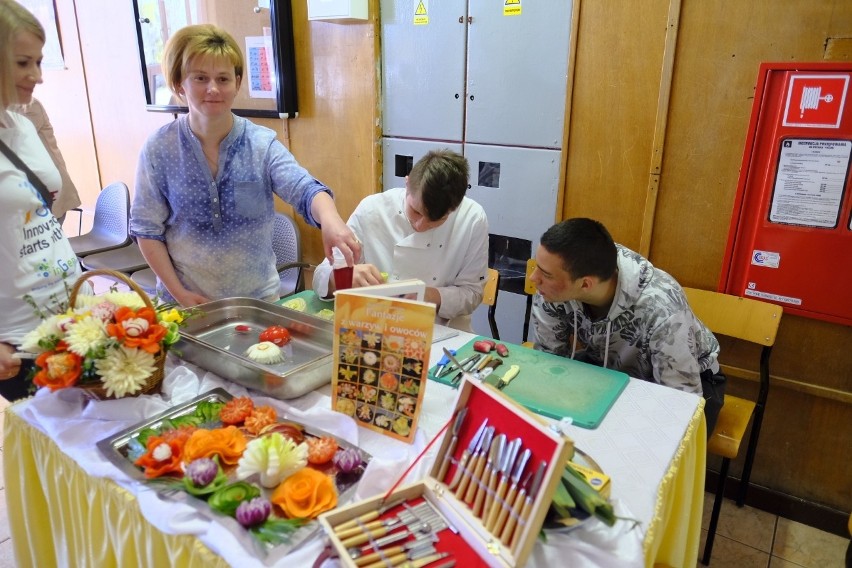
682;287;783;566
482;268;500;339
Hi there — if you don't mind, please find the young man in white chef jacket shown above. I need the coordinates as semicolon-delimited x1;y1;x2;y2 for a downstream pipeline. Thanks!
313;149;488;331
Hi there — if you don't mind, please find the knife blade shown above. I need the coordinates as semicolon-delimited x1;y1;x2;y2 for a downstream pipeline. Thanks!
446;417;488;491
433;349;456;378
472;432;505;518
497;365;520;390
438;350;477;378
495;447;531;540
510;460;548;554
463;425;494;504
485;438;521;532
436;407;468;483
455;424;491;499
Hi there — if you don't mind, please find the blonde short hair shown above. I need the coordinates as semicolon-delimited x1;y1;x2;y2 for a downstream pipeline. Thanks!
0;0;45;108
162;24;243;96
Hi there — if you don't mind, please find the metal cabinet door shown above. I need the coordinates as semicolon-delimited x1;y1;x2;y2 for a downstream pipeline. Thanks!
381;0;467;141
465;1;573;148
464;143;561;246
382;138;465;191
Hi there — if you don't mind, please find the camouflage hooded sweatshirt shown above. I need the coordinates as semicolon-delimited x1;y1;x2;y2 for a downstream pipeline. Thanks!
531;245;719;394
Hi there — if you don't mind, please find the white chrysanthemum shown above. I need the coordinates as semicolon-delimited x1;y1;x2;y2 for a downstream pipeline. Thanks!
75;292;145;310
235;434;308;488
20;313;67;353
65;317;109;356
95;346;156;398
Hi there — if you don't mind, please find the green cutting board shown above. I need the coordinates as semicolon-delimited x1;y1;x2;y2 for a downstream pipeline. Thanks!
429;336;629;429
275;290;334;318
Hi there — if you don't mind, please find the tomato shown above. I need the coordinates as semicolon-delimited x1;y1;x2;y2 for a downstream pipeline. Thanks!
220;396;254;425
235;324;251;333
307;436;339;465
244;406;277;436
259;325;291;346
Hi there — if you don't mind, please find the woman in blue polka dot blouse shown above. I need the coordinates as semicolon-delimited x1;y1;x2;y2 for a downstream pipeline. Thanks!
130;24;359;307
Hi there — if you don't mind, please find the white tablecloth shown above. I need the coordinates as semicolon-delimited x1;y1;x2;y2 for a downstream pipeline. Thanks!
8;332;702;567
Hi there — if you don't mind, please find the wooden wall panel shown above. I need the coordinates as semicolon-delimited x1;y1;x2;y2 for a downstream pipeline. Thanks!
286;1;381;265
652;1;849;288
562;1;669;249
564;0;852;511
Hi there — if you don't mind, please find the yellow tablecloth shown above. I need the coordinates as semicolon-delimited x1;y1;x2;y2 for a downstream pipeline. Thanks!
644;402;707;567
4;410;227;568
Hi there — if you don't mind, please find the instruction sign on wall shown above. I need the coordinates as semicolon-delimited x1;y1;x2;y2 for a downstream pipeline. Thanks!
721;63;852;326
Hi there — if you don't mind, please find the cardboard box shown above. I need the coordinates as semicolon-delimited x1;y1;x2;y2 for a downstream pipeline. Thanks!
319;376;574;567
567;461;611;499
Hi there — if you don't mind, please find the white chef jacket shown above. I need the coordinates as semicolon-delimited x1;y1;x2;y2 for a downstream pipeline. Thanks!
313;187;489;331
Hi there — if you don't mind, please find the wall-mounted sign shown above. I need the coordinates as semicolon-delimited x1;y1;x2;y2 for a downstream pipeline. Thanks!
769;138;850;228
782;74;849;128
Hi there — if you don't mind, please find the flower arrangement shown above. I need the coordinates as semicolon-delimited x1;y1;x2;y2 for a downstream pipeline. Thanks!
127;395;367;548
21;277;193;398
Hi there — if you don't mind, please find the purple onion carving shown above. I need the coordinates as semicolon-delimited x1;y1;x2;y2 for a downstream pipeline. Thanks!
235;497;272;527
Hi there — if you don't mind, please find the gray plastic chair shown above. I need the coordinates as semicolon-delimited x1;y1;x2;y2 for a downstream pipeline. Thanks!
273;212;310;297
80;241;148;273
130;267;157;296
67;182;131;257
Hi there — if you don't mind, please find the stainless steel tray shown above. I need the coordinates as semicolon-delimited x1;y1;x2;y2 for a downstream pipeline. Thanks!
98;388;371;562
175;297;334;399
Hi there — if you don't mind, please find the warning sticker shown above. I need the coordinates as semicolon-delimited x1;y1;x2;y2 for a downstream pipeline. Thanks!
744;287;802;306
504;0;522;16
414;0;428;25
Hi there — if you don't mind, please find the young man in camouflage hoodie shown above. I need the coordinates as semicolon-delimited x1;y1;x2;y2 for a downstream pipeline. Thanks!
530;218;725;435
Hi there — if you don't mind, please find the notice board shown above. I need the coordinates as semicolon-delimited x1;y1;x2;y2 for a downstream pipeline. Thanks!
720;62;852;326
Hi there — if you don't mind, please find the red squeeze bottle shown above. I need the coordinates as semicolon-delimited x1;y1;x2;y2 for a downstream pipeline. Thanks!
332;247;354;290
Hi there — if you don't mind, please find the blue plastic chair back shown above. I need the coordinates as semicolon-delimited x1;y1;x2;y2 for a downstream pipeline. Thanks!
272;212;302;296
68;182;131;257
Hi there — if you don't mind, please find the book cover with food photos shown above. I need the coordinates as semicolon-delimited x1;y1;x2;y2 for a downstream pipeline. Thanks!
331;286;435;443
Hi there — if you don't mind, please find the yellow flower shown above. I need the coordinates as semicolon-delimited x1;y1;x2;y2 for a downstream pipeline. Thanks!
95;346;156;398
159;308;184;325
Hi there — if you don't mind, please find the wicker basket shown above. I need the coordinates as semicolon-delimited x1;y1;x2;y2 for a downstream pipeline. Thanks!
69;269;166;399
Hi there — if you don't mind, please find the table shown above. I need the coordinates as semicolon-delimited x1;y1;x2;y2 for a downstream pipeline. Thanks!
4;332;705;567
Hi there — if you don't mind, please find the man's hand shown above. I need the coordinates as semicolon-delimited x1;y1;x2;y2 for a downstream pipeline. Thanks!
353;264;384;287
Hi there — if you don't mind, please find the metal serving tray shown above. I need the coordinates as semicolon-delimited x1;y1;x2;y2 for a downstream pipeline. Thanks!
175;297;334;399
97;388;371;562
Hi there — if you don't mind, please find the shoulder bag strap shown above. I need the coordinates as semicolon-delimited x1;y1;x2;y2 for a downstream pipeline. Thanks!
0;138;54;209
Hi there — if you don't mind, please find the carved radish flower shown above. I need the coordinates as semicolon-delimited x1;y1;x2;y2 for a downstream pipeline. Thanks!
122;317;150;337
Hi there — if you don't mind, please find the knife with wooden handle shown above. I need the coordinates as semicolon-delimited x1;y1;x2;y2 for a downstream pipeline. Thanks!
455;425;490;499
493;447;530;538
473;433;504;517
436;407;468;483
485;438;521;532
463;426;494;504
446;418;488;490
510;460;547;553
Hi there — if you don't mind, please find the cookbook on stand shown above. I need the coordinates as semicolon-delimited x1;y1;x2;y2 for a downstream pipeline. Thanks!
330;280;435;443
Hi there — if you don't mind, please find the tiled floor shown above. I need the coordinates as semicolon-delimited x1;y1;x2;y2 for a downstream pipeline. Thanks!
0;392;847;567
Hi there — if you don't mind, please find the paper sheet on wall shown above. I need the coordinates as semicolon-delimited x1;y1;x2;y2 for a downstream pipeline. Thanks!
246;35;276;99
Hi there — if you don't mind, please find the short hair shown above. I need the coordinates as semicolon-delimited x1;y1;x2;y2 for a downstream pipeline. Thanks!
0;0;45;108
408;149;470;221
540;218;618;281
162;24;243;96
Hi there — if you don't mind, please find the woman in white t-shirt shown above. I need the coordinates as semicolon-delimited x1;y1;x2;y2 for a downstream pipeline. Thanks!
0;0;83;400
